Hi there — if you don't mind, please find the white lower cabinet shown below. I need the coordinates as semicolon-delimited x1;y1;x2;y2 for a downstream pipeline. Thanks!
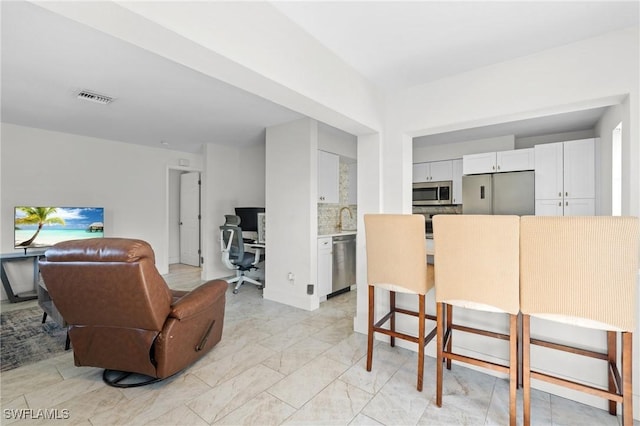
563;198;596;216
317;237;332;299
535;199;564;216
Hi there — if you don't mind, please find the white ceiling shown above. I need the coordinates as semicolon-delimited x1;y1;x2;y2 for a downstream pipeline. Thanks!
2;1;638;153
0;1;305;153
274;1;640;92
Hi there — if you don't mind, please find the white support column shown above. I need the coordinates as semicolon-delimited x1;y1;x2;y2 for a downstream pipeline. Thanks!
353;133;382;334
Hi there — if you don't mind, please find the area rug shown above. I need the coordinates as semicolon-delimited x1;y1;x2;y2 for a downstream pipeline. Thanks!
0;306;68;372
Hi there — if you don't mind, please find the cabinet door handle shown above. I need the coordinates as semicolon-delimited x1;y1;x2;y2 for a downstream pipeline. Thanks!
497;165;500;171
558;202;561;206
558;192;562;197
566;201;569;206
565;192;568;197
492;165;496;171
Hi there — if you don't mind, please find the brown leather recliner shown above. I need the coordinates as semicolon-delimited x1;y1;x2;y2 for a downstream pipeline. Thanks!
38;238;226;387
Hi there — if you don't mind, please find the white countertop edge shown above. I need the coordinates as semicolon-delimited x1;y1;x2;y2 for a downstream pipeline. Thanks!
318;231;357;238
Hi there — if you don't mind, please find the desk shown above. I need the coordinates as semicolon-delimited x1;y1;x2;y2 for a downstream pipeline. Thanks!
246;242;265;263
0;251;45;302
38;279;70;349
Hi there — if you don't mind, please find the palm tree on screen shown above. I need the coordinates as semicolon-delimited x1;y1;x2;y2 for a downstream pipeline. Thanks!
15;207;65;247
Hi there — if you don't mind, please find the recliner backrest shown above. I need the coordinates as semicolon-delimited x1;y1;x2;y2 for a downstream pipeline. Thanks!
39;238;173;332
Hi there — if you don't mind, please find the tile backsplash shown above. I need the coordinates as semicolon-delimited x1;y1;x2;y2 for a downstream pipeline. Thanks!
412;205;462;215
318;204;357;234
318;162;357;235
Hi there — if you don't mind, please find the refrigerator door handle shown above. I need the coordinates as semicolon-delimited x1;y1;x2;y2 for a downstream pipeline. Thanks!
480;186;485;199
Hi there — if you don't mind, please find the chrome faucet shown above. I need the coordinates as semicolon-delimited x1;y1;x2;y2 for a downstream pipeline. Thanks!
336;206;353;230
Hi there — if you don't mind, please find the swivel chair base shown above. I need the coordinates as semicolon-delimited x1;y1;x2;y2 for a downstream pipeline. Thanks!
227;271;263;294
102;369;163;388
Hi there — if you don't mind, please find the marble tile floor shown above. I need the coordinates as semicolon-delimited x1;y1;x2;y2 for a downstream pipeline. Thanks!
1;264;637;426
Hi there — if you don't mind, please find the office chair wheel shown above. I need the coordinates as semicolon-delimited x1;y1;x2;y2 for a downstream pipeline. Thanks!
233;289;239;294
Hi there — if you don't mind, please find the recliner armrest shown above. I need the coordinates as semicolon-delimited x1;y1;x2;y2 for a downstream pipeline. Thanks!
169;280;227;320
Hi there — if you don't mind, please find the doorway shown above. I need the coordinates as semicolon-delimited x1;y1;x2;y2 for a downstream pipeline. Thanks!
168;169;201;267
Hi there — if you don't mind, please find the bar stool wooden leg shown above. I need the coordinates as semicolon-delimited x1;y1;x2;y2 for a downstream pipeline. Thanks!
436;302;444;407
523;314;531;426
622;332;632;426
367;285;374;372
446;304;452;370
607;331;617;415
509;314;517;426
390;291;396;347
417;294;425;391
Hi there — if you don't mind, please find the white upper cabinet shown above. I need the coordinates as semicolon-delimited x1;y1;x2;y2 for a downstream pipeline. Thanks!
534;138;595;216
430;160;453;181
496;148;535;172
462;152;497;175
318;150;339;203
463;149;534;175
452;159;463;204
563;139;595;200
534;143;564;200
412;160;452;182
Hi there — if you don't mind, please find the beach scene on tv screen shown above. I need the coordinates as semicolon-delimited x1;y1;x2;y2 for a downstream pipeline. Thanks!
14;207;104;248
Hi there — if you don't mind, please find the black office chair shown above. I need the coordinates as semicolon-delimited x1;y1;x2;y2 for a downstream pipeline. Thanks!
219;215;263;294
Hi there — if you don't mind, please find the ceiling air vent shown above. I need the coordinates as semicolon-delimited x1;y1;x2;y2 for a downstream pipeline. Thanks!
76;90;114;105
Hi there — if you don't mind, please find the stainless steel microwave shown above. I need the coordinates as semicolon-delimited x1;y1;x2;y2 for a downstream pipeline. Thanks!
412;181;453;205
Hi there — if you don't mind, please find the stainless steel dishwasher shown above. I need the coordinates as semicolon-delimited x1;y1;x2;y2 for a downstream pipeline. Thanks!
331;234;356;297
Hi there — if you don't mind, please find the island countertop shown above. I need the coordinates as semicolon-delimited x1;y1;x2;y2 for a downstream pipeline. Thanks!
318;230;357;238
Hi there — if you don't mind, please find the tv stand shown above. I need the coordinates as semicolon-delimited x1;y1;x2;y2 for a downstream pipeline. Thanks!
0;251;46;303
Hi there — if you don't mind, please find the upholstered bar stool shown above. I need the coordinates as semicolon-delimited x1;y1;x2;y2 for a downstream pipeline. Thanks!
433;215;520;426
520;216;639;426
364;214;436;391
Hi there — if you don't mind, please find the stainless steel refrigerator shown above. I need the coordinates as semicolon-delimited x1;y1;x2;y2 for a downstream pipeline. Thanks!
462;171;535;215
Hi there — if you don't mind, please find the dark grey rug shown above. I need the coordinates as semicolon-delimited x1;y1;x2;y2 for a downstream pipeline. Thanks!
1;306;68;372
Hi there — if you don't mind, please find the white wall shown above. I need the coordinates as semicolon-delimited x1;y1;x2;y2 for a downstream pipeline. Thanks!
0;122;267;298
264;118;319;311
595;102;626;217
413;135;514;163
168;170;181;264
353;133;383;333
515;129;596;149
318;122;357;159
201;142;266;281
0;124;203;299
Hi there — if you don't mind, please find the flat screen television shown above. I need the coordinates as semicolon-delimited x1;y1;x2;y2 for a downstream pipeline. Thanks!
234;207;265;232
14;206;104;249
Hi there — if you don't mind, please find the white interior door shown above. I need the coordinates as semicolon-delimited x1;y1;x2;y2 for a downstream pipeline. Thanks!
180;172;201;267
